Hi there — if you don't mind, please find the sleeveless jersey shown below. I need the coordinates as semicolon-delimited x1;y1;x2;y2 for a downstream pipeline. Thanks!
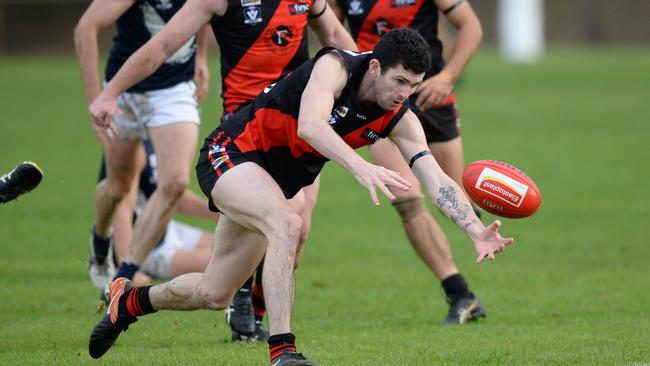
105;0;196;92
335;0;443;75
211;0;314;114
219;48;409;196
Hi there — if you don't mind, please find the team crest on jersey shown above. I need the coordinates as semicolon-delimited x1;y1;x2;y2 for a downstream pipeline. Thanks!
243;5;263;24
390;0;416;7
289;2;310;15
154;0;173;10
265;25;299;55
375;18;392;36
347;0;364;15
328;106;349;125
361;127;380;142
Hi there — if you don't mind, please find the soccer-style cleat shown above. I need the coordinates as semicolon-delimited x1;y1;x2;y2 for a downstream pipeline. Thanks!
443;292;486;325
233;319;270;342
270;351;318;366
88;277;137;359
251;320;270;342
0;161;43;204
88;228;116;291
225;288;255;341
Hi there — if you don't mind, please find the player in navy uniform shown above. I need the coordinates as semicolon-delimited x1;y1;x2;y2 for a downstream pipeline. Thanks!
88;29;512;366
75;0;210;300
329;0;485;323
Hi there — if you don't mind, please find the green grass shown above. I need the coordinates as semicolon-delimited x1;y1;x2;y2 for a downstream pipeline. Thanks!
1;47;650;365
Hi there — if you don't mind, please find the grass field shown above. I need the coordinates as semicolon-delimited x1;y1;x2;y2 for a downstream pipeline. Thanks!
1;47;649;365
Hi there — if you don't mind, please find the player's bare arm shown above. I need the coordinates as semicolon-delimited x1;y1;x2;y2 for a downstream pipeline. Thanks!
308;0;358;50
389;110;513;263
74;0;136;143
298;52;411;205
90;0;226;130
325;0;345;22
74;0;136;104
415;0;482;109
194;24;213;104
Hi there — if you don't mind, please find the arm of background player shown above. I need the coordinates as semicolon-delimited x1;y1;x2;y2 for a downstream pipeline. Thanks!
194;24;213;104
74;0;135;143
415;0;482;109
326;0;345;22
389;110;512;263
74;0;135;104
308;0;358;51
298;52;410;205
89;0;226;130
176;189;220;222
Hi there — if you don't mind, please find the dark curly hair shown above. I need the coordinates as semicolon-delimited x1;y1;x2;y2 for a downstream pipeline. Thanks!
371;28;431;75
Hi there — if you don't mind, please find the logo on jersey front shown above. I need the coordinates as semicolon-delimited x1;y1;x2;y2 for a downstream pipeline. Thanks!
375;18;392;36
361;127;380;142
289;2;310;15
390;0;416;7
347;0;364;15
328;106;349;125
241;0;261;5
243;5;263;24
265;25;300;55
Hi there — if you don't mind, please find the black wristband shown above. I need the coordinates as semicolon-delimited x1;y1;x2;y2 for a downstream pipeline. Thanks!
409;150;433;168
443;0;465;15
308;2;328;19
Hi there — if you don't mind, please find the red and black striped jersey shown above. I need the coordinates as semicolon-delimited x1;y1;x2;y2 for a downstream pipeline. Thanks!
211;0;315;114
335;0;444;75
220;48;409;197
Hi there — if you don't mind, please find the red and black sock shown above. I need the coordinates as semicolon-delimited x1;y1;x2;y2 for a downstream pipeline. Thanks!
119;285;157;318
252;258;266;322
268;332;296;362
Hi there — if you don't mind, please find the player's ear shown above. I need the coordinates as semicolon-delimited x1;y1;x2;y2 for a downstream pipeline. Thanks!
368;59;381;78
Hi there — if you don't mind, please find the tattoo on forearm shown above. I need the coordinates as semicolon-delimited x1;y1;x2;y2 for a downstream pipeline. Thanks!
462;219;478;233
436;186;470;224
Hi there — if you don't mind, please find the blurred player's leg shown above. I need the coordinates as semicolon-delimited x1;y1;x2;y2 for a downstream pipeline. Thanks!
93;137;141;292
113;122;198;281
370;138;484;324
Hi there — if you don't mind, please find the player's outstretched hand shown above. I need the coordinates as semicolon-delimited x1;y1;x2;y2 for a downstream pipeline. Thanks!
89;93;119;144
352;161;411;206
473;220;513;264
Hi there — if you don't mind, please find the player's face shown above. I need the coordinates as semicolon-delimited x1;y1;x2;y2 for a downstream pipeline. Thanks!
372;62;424;111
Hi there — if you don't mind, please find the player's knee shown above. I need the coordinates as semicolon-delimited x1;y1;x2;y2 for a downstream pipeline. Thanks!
157;177;188;200
103;178;131;203
194;282;230;310
392;194;427;223
266;213;303;255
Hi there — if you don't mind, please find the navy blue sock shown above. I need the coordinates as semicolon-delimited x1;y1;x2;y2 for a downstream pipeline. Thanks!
114;261;139;281
91;225;110;264
442;273;471;299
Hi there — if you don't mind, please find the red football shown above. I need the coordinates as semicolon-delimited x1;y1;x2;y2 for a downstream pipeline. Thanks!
462;160;541;219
